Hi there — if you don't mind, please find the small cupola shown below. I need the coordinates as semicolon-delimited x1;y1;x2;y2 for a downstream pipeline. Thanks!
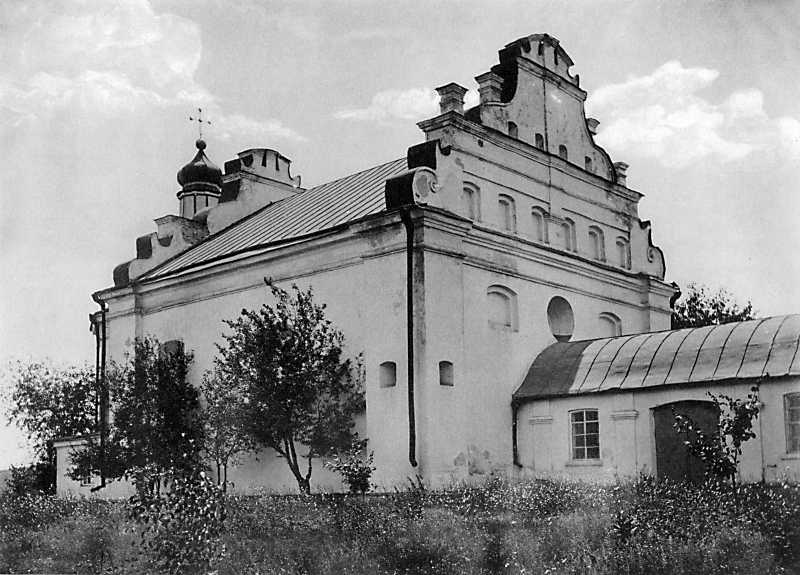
177;139;223;219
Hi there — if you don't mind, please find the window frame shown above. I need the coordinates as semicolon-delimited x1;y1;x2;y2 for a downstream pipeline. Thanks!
439;361;454;386
379;361;397;388
487;284;519;332
462;183;481;221
616;236;632;270
570;409;600;461
498;194;517;234
531;207;549;244
588;225;606;261
508;121;519;139
785;393;800;454
561;218;577;252
598;312;622;337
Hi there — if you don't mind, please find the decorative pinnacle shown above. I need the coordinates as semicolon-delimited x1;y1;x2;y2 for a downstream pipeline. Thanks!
188;107;211;139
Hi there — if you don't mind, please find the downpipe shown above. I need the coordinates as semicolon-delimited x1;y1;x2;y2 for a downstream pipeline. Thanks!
400;208;418;468
91;297;108;492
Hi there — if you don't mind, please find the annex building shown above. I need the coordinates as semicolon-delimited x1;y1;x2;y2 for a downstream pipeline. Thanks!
56;34;800;496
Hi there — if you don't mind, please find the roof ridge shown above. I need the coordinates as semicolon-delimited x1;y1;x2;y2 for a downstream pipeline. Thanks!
136;156;408;283
308;157;406;192
563;313;797;345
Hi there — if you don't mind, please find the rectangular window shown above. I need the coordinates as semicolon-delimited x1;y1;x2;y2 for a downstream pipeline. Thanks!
439;361;454;386
571;410;600;460
379;361;397;388
786;393;800;453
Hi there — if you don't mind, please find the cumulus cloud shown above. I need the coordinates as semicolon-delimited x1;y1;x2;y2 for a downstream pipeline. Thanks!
0;0;302;141
215;113;306;143
335;88;479;124
586;61;799;167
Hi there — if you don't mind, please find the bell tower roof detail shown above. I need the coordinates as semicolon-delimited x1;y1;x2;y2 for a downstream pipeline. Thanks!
177;139;223;193
176;139;223;219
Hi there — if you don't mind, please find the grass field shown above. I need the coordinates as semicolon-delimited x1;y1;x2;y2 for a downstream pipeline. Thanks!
1;475;798;574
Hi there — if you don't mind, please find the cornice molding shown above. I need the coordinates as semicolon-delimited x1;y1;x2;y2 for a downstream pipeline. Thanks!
529;415;554;425
611;410;639;421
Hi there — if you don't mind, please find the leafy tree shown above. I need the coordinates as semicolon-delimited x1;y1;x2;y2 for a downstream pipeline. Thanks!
199;368;256;491
215;281;365;494
3;360;97;493
673;386;761;484
672;283;755;329
72;337;204;493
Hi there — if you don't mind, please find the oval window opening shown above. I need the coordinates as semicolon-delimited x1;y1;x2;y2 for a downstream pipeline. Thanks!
547;296;574;342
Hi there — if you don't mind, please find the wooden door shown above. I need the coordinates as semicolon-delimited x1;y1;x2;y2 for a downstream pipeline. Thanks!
653;400;719;484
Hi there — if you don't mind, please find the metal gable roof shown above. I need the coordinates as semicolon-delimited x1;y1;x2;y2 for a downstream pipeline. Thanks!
143;157;407;281
514;315;800;402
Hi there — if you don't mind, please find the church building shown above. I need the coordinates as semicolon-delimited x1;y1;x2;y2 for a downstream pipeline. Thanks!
55;34;800;496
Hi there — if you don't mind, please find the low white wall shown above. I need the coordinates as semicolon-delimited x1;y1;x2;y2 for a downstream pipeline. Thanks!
54;439;133;499
516;378;800;483
54;436;355;497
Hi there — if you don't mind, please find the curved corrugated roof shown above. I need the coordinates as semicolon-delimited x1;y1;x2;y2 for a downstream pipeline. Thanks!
514;315;800;401
143;158;407;280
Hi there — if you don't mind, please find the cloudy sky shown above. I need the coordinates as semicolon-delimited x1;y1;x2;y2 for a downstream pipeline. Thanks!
1;0;799;465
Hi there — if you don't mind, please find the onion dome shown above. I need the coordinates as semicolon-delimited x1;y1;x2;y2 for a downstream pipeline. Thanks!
177;139;223;193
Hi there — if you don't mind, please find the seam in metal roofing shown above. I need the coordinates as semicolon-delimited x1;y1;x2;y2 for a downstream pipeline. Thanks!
514;315;800;401
143;158;407;281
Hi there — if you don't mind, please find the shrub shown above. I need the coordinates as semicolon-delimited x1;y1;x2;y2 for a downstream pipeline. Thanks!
325;440;375;494
673;386;761;483
5;462;57;495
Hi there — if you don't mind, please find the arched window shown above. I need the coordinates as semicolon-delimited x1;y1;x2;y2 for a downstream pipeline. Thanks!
584;156;593;172
379;361;397;388
785;393;800;454
531;207;549;243
535;133;545;149
462;183;481;221
588;226;606;261
508;122;518;139
498;194;517;233
439;361;454;386
598;313;622;337
616;237;631;270
487;285;518;331
561;218;577;252
559;145;568;160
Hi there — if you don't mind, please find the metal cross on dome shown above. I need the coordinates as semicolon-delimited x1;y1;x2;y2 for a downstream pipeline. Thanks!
188;107;211;139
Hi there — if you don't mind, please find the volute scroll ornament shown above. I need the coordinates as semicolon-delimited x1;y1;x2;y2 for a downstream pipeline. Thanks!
412;168;439;203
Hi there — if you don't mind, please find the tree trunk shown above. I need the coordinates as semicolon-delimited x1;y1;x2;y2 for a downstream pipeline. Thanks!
296;475;311;495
